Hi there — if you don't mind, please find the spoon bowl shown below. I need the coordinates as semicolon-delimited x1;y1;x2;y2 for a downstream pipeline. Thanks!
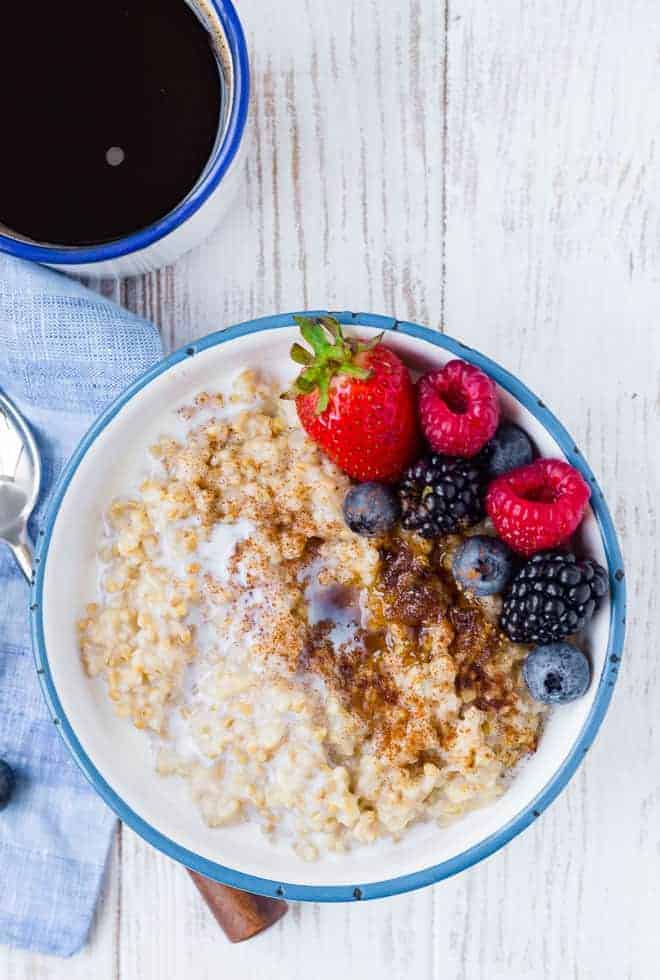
0;390;41;579
0;479;30;535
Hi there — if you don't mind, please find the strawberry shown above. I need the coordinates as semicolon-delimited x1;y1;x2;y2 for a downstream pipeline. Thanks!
282;315;420;482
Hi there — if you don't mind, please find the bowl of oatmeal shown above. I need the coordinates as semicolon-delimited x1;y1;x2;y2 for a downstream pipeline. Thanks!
31;312;625;901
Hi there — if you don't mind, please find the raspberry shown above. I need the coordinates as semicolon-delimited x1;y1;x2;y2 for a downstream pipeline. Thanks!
485;459;591;556
418;359;500;457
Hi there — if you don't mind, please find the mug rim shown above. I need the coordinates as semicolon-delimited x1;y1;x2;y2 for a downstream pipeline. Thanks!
0;0;249;266
31;311;627;903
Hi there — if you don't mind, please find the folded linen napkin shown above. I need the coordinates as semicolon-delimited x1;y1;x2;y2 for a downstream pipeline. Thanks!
0;255;163;956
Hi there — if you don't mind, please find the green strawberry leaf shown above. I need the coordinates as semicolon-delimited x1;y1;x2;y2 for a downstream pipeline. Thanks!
286;315;378;415
291;343;313;365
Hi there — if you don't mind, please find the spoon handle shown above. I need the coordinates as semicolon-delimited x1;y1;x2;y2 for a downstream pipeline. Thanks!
188;871;287;942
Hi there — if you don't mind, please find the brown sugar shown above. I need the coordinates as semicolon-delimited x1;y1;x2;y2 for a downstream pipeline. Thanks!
298;532;530;764
377;542;449;626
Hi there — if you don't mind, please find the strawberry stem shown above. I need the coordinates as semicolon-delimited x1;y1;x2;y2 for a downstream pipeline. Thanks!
282;315;379;414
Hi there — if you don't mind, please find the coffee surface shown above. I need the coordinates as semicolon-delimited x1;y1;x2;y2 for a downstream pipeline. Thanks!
0;0;223;245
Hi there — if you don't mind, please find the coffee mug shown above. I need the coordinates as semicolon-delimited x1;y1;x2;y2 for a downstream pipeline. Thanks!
0;0;249;278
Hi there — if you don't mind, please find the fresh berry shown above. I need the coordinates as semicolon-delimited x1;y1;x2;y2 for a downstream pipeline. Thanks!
0;759;15;810
480;422;535;478
523;643;591;704
501;551;608;643
418;359;500;458
284;316;420;482
452;535;515;596
343;482;400;536
485;458;590;556
398;454;486;538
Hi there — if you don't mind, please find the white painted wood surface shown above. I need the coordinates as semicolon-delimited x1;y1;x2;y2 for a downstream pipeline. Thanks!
3;0;659;976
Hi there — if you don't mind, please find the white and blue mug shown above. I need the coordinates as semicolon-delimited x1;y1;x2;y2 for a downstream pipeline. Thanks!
0;0;249;278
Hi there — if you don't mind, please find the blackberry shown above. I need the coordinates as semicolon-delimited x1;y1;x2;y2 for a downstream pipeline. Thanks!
398;454;486;538
501;551;608;644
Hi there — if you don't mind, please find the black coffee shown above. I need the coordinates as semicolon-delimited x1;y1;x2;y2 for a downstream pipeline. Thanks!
0;0;223;245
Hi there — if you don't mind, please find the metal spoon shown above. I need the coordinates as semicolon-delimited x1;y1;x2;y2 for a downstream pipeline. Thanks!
0;389;41;581
0;388;286;941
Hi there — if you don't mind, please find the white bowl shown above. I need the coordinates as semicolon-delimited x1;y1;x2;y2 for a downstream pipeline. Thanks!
31;312;626;902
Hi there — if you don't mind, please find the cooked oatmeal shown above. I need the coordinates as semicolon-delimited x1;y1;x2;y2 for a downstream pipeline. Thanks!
79;370;546;859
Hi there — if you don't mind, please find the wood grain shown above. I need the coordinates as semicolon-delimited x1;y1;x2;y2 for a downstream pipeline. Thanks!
2;0;658;976
441;3;659;977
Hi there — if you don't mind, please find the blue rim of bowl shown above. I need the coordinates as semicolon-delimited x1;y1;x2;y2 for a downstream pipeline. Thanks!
31;311;626;902
0;0;249;266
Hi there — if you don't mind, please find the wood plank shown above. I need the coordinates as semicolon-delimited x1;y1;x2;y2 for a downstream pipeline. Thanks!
443;1;659;977
131;0;447;353
120;825;438;980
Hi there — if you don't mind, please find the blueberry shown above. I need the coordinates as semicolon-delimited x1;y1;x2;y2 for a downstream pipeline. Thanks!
452;535;514;596
523;643;591;704
0;759;15;811
343;482;400;536
483;422;535;478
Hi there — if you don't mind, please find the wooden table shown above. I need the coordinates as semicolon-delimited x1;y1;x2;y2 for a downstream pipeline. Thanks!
3;1;658;976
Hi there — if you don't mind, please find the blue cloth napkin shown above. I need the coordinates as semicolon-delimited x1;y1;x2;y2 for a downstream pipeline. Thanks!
0;255;163;956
